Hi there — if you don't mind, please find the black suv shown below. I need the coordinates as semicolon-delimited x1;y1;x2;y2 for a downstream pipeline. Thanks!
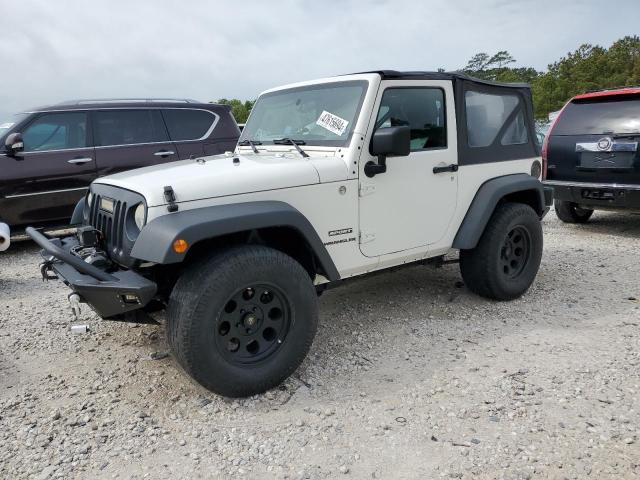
543;87;640;223
0;99;239;242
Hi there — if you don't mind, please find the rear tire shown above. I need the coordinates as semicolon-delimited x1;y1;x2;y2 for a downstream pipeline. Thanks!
460;203;543;301
554;200;593;223
167;245;318;397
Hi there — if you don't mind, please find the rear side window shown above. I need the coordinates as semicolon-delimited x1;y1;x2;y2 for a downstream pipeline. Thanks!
162;109;217;141
93;110;168;147
465;91;528;147
554;98;640;135
375;88;446;150
23;112;87;152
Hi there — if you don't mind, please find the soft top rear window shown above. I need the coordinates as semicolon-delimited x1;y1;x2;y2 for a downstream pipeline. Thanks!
554;96;640;135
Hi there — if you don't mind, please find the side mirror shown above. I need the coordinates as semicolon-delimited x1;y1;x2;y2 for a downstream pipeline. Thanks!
5;132;24;157
365;126;411;177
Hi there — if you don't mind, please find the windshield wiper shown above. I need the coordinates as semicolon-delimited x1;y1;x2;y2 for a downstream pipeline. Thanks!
238;139;262;154
274;138;309;158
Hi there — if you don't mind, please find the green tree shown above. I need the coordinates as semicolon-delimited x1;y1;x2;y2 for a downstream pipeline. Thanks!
462;36;640;120
215;98;255;123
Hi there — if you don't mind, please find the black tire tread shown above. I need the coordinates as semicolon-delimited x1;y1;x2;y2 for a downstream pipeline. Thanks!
554;200;593;224
167;245;318;397
460;202;543;301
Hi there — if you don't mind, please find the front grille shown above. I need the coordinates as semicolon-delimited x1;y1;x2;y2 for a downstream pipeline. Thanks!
85;183;146;268
88;195;127;256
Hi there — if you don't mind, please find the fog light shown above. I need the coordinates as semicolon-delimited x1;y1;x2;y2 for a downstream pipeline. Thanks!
173;239;188;254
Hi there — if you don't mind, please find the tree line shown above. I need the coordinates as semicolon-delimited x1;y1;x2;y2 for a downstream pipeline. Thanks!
215;35;640;123
462;35;640;120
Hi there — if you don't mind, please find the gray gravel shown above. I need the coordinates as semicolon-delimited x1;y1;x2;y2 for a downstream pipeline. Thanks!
1;209;639;479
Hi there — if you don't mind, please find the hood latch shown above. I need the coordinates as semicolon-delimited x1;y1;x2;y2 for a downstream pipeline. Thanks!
164;186;179;213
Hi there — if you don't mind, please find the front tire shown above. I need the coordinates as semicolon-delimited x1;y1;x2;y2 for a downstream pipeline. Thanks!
460;203;543;300
554;200;593;223
167;246;318;397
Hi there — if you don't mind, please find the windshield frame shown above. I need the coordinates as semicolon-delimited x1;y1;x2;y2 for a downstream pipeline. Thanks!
239;80;369;148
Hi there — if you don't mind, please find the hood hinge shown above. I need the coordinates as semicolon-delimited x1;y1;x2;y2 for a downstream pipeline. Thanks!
359;183;376;197
359;231;376;244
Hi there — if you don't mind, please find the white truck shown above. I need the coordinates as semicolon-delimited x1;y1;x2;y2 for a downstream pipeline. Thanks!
28;71;552;397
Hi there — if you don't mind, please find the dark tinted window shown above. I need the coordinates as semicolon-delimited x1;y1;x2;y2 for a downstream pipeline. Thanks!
23;112;87;152
163;109;217;141
375;88;446;150
93;110;168;146
465;91;527;147
554;97;640;135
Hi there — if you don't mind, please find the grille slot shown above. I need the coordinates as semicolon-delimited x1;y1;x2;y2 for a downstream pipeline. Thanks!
84;185;146;268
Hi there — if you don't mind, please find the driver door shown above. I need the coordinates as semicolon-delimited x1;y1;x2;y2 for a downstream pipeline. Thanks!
1;111;96;227
358;81;458;257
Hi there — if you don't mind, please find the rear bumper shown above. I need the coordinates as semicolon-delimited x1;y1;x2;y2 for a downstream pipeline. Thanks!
544;180;640;210
26;227;157;319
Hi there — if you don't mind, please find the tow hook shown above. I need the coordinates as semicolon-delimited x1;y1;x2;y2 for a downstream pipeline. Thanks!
39;261;58;281
68;293;82;320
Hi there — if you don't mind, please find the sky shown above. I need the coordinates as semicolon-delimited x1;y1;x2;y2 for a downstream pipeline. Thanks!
1;0;639;121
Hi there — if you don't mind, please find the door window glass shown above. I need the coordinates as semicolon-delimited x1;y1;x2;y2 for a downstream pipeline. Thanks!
375;88;446;151
23;112;87;152
163;109;217;141
465;91;527;147
94;110;168;146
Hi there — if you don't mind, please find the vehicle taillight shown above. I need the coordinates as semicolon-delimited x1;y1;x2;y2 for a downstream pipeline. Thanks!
541;101;570;180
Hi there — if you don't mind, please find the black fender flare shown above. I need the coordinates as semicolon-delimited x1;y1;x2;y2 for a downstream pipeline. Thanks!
130;201;340;281
70;198;86;225
452;174;547;250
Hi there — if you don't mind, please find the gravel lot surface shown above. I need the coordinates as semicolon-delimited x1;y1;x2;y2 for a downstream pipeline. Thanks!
1;209;639;480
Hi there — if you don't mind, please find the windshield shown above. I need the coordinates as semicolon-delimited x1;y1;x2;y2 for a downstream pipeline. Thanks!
240;80;368;147
555;97;640;135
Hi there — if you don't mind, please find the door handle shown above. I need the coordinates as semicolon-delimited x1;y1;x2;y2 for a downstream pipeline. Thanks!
67;157;93;164
433;164;458;174
154;150;175;157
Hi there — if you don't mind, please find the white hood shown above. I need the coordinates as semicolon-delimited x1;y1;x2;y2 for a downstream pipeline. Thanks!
94;152;347;207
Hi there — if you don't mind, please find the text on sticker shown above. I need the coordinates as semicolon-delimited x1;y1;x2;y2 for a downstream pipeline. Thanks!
316;111;349;136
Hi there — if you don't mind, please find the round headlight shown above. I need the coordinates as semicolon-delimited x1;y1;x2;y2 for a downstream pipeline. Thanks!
134;203;146;230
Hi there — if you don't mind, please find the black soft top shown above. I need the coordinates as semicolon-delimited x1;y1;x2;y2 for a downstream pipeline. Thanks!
351;70;538;165
352;70;531;89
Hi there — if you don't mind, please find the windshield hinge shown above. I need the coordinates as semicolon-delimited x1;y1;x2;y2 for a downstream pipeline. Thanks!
359;183;376;197
359;231;376;244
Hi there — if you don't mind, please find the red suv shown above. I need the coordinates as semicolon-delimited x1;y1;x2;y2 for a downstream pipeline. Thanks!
543;87;640;223
0;99;239;246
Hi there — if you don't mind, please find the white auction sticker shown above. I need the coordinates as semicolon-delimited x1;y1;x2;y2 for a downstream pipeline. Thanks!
316;111;349;136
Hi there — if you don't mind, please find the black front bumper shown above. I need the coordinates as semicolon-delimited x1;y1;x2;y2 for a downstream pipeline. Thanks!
27;227;157;319
545;181;640;210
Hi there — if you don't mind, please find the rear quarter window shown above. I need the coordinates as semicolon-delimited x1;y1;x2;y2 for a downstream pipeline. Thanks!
162;109;218;141
465;91;528;147
554;97;640;135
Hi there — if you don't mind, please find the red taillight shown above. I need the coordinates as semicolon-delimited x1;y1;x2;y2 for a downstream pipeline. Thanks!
541;101;570;180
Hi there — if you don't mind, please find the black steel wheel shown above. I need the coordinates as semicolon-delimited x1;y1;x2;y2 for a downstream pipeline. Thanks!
167;245;318;397
500;225;531;279
460;203;543;300
215;284;291;365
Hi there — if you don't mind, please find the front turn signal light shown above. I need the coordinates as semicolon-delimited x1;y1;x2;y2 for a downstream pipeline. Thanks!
173;239;189;254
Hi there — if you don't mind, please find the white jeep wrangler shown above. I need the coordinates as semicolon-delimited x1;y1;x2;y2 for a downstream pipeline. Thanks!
29;71;552;397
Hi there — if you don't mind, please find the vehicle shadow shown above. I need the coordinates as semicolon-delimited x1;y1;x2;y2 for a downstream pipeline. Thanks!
554;210;640;239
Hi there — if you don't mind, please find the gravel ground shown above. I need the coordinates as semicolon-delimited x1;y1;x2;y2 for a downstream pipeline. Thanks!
1;209;639;480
